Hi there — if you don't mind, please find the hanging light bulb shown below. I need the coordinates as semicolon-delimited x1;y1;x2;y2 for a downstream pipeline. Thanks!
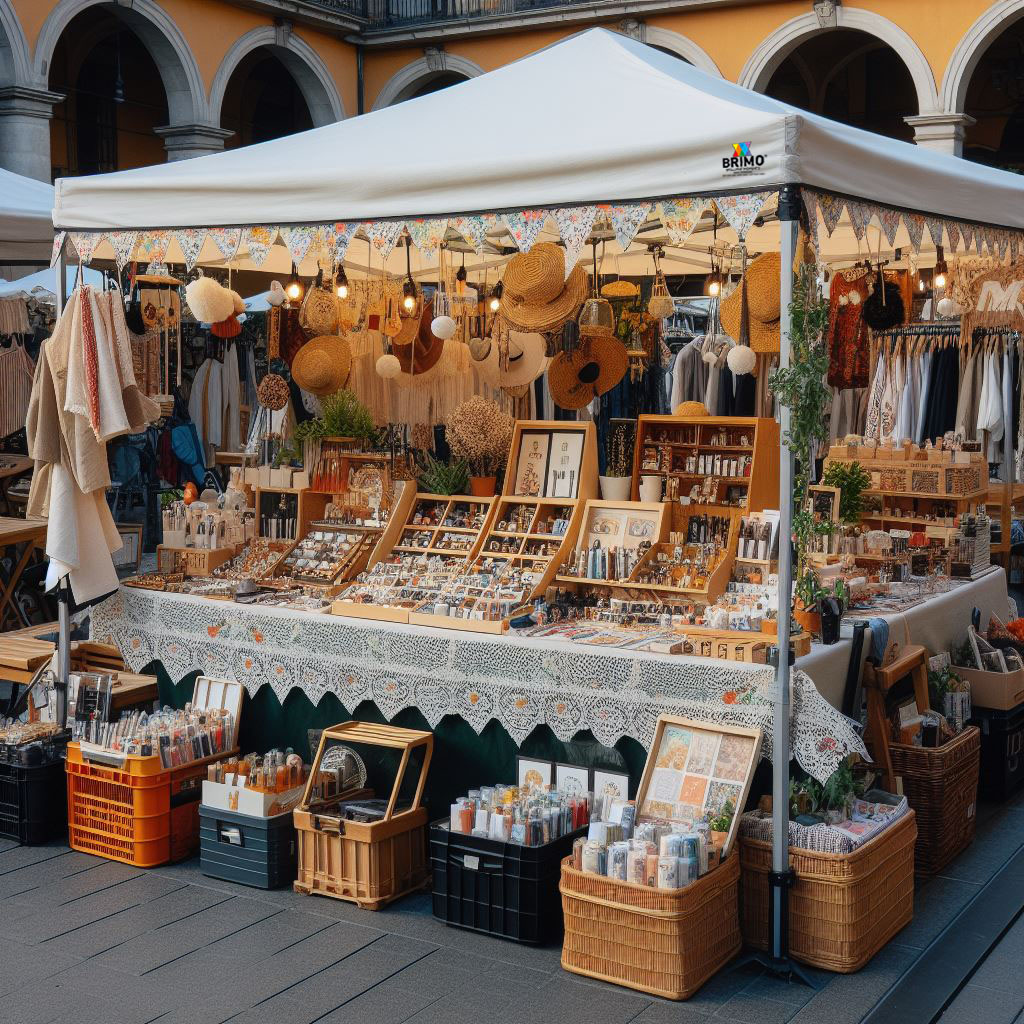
704;252;722;298
489;280;503;313
933;245;948;290
335;267;349;300
286;264;303;302
402;277;417;313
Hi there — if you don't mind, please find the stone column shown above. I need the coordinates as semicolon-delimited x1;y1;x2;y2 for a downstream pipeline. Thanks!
0;86;63;181
904;113;976;157
154;123;235;161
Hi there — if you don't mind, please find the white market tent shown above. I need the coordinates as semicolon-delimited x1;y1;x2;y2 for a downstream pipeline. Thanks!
1;167;55;265
0;264;103;301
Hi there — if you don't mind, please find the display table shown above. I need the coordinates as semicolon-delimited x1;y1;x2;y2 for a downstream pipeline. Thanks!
91;586;864;784
797;567;1013;710
0;516;46;630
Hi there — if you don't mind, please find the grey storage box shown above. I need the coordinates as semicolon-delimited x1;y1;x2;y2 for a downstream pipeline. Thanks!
199;805;297;889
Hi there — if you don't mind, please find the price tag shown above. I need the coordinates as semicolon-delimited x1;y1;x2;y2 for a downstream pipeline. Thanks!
463;854;479;871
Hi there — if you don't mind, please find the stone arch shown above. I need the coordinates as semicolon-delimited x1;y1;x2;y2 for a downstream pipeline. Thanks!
941;0;1024;113
33;0;206;123
0;0;32;87
371;53;483;110
642;26;721;77
210;26;344;128
739;8;938;115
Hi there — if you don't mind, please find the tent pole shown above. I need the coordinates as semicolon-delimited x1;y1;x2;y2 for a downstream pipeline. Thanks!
55;240;70;729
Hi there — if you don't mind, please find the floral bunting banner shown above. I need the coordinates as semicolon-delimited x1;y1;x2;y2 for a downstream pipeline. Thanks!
600;202;652;250
659;197;708;246
998;230;1010;261
406;218;449;262
715;191;772;240
944;221;960;252
105;230;139;269
282;225;318;267
208;227;241;262
328;221;358;263
877;207;902;247
451;214;497;254
242;226;277;268
554;205;596;274
50;231;66;268
846;201;871;242
960;223;975;252
1012;235;1020;264
816;194;845;236
364;219;404;260
924;218;945;249
174;228;206;271
502;210;548;252
69;232;99;264
903;214;925;253
137;231;169;266
803;194;821;244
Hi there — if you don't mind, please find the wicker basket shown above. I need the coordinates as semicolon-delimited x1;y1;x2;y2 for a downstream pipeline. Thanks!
738;810;917;973
559;852;741;1000
889;726;979;876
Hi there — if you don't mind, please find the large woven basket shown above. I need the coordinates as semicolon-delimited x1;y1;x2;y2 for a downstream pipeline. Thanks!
738;810;917;973
889;726;980;876
559;852;741;1000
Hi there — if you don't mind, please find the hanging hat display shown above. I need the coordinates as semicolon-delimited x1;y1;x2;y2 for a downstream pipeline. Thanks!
500;241;588;333
393;299;446;385
720;252;780;354
291;335;352;396
185;275;233;324
480;330;548;389
548;335;628;410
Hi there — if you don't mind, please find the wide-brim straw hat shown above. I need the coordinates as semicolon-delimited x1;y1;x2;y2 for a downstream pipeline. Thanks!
675;401;709;417
395;299;445;380
500;242;588;333
720;252;780;353
291;335;352;396
548;335;628;410
479;330;547;388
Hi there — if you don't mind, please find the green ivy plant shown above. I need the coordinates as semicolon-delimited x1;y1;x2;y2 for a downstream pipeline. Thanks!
708;798;735;833
769;264;831;611
822;461;872;525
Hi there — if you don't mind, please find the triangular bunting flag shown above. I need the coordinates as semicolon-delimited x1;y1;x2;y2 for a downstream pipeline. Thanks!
406;218;449;262
600;203;652;251
1012;235;1020;264
803;194;820;243
502;210;548;252
70;232;99;264
847;201;872;242
998;230;1010;261
715;191;772;240
945;221;961;253
327;221;358;264
364;220;404;260
924;218;945;249
50;231;66;268
242;226;277;268
816;194;845;236
282;225;318;266
554;205;596;274
877;207;901;247
961;223;975;252
136;231;169;266
208;227;241;262
174;228;206;271
105;230;138;269
659;197;708;246
451;214;498;254
903;214;924;253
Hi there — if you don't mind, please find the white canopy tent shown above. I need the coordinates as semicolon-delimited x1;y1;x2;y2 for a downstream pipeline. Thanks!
47;28;1024;978
1;167;55;267
0;264;103;301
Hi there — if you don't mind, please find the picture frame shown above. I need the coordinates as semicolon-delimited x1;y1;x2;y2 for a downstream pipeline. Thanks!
808;485;841;525
112;523;143;572
592;768;630;807
635;715;762;859
555;762;591;797
513;430;551;497
516;756;553;791
545;430;586;498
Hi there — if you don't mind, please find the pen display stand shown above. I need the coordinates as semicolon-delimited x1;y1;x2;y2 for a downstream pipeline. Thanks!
294;721;433;910
65;676;243;867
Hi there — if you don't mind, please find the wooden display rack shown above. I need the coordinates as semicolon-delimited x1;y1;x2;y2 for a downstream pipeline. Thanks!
294;721;433;910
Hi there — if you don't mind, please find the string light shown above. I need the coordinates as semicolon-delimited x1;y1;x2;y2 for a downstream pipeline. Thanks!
933;245;948;290
286;264;303;302
489;280;503;313
402;235;417;313
335;267;349;300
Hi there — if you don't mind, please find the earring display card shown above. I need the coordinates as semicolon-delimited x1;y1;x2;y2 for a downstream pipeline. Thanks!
546;431;585;498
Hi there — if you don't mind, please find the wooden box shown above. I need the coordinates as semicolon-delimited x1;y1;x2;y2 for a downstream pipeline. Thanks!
156;545;236;577
294;721;433;910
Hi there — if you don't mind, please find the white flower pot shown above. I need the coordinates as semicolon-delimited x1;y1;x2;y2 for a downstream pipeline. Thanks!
639;474;663;502
599;475;632;501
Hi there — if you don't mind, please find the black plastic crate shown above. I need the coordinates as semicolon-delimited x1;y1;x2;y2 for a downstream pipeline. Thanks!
971;703;1024;801
0;755;67;845
199;805;297;889
430;821;585;945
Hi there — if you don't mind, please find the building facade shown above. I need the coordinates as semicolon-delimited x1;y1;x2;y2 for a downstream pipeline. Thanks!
0;0;1022;183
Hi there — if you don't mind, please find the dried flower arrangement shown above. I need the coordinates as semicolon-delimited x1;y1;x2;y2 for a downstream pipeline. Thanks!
605;420;635;479
446;397;514;477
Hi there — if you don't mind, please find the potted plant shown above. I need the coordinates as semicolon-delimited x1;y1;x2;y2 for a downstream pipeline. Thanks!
292;389;377;469
769;265;831;639
417;454;470;496
822;460;871;525
707;797;735;850
600;421;634;500
447;397;514;496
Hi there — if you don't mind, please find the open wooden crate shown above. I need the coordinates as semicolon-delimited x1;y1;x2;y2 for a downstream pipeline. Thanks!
294;721;433;910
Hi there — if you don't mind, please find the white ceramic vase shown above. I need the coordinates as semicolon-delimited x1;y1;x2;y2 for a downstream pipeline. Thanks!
639;474;663;502
599;475;632;501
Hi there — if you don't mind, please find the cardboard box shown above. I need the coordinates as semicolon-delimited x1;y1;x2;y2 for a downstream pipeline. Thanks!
258;466;272;487
956;665;1024;712
292;471;310;491
201;778;306;818
244;467;259;486
271;467;293;489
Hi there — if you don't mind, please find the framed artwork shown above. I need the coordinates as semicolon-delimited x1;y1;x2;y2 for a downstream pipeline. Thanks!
636;715;762;858
592;769;630;804
809;485;841;525
555;762;591;797
545;430;585;498
112;524;143;571
516;756;553;791
513;430;550;497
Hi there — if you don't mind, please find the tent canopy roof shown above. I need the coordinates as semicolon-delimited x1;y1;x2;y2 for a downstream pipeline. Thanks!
53;29;1024;234
1;168;55;262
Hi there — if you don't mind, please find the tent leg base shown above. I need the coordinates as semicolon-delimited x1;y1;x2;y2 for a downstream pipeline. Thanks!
730;948;819;989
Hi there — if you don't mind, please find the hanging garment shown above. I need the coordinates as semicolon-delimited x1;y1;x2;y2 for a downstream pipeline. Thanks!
895;349;917;443
0;341;35;439
220;341;241;453
921;346;960;443
978;348;1004;464
955;347;980;439
188;357;224;466
827;271;871;389
669;338;709;411
864;348;887;440
0;297;29;336
914;350;933;445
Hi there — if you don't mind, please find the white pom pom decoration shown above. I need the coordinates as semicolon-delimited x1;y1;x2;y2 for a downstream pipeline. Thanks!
849;290;861;305
936;296;962;317
431;315;457;340
727;344;757;376
838;294;849;307
376;354;401;379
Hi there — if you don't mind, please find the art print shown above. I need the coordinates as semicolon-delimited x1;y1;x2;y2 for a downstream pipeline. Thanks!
706;780;742;818
684;731;719;776
714;733;757;782
556;763;590;796
514;431;550;497
545;431;585;498
626;515;657;540
653;724;692;771
516;757;553;791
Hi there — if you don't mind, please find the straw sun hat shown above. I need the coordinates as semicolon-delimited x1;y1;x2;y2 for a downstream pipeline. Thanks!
719;252;780;354
477;331;548;388
548;335;628;410
500;242;588;333
291;335;352;396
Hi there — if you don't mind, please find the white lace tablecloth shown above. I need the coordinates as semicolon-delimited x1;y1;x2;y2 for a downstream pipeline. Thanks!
92;587;866;783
